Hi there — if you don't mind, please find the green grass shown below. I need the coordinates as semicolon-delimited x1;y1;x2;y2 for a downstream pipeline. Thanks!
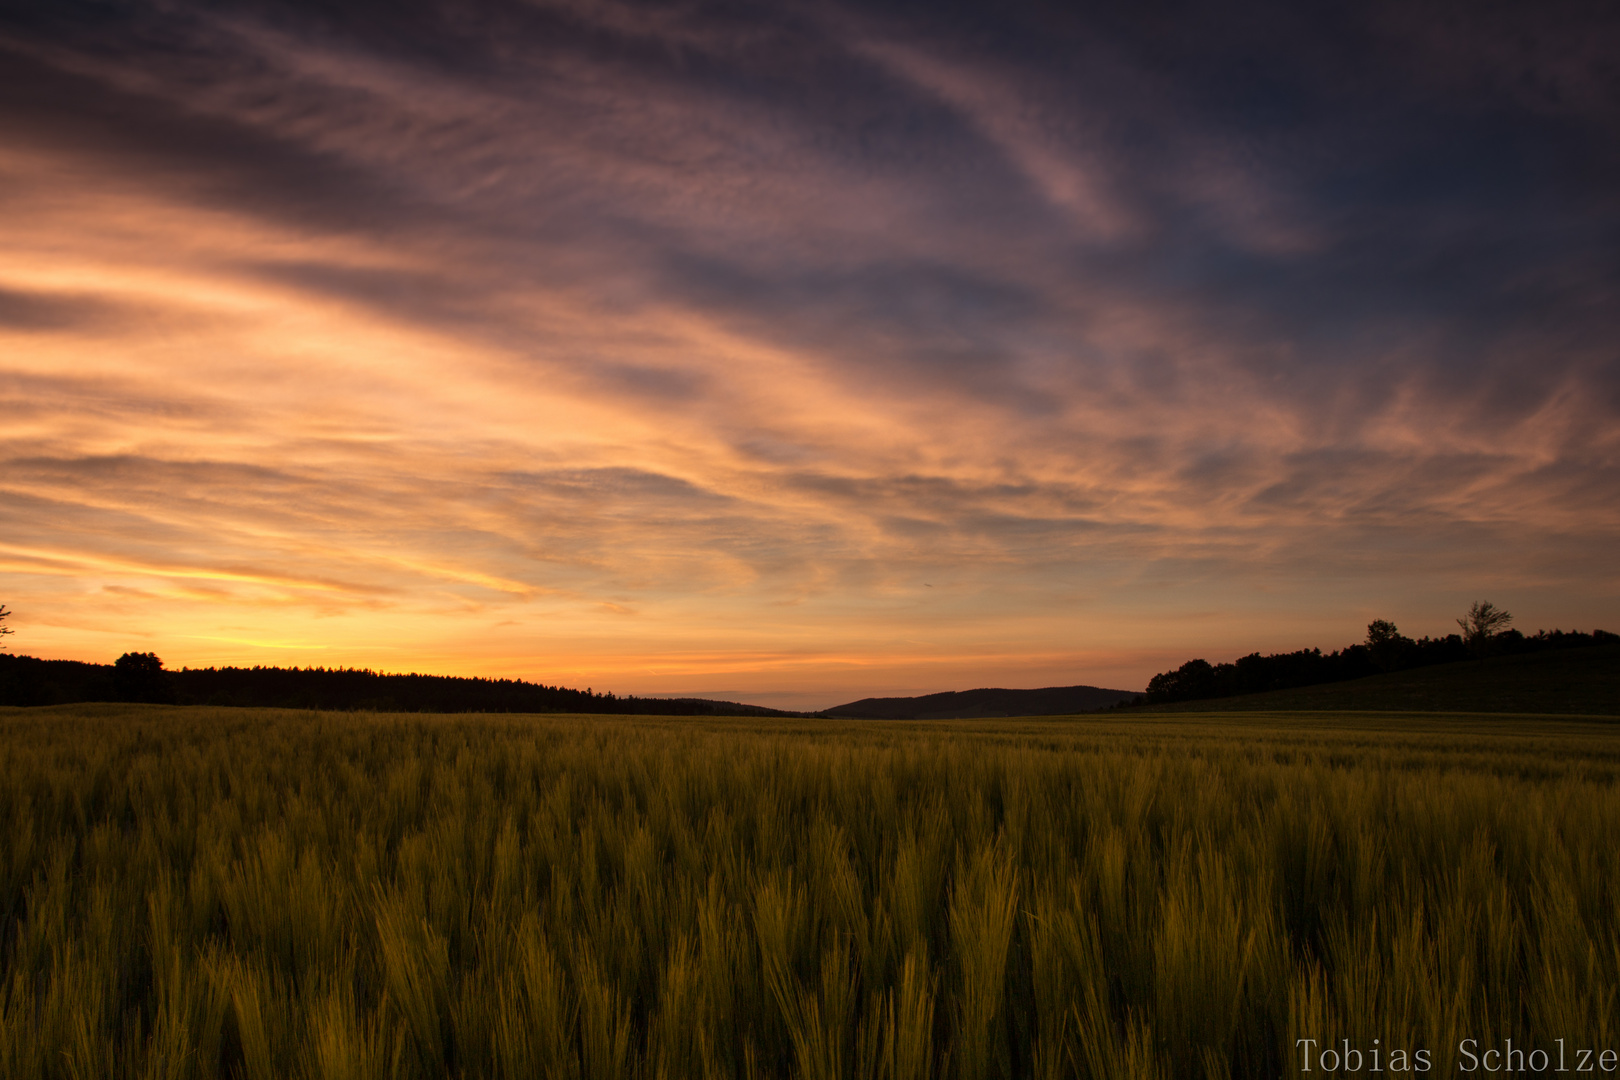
2;704;1618;1078
1140;643;1620;715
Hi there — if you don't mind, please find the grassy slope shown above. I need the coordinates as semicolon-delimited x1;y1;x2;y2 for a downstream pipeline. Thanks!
1135;642;1620;716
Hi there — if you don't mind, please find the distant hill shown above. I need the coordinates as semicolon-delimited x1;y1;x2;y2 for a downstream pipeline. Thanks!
823;684;1137;720
1133;643;1620;715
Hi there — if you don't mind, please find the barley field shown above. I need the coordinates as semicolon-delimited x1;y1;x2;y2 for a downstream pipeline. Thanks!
1;704;1617;1079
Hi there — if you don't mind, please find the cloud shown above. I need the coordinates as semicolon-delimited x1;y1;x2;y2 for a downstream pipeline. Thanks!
847;34;1133;240
0;0;1615;697
0;285;128;332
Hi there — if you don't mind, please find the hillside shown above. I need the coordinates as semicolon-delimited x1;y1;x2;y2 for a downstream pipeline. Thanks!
1134;643;1620;715
823;683;1136;719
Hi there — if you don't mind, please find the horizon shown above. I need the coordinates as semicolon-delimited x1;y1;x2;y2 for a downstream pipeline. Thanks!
12;610;1610;714
4;1;1617;703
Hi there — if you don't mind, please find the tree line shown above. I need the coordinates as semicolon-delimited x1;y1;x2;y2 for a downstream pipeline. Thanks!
0;599;803;715
1142;602;1616;705
0;652;796;716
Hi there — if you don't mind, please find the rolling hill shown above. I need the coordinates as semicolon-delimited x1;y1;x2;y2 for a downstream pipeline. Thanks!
822;683;1136;719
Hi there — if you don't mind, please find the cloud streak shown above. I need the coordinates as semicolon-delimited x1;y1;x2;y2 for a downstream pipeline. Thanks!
1;0;1616;706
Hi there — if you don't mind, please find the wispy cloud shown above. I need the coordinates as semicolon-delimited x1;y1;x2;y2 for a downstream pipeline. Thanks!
1;0;1615;704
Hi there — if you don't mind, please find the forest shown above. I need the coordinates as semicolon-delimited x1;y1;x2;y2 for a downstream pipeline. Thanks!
1141;625;1617;705
0;654;796;716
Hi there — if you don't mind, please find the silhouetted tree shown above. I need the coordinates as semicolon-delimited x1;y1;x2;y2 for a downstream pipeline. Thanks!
1457;601;1513;653
1365;619;1415;672
0;604;11;648
1145;658;1220;702
114;651;176;704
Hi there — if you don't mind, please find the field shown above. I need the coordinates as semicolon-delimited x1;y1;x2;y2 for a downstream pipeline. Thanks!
2;705;1618;1078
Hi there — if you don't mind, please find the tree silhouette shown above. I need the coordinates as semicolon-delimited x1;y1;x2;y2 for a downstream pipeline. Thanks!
1457;601;1513;648
1365;619;1400;647
0;604;11;648
114;651;176;704
1145;658;1219;702
1365;618;1415;672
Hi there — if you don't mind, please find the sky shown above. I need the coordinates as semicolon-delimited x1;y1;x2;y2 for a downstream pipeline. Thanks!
1;0;1617;710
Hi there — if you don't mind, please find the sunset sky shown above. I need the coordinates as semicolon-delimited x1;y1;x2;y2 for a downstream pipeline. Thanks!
3;0;1617;709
